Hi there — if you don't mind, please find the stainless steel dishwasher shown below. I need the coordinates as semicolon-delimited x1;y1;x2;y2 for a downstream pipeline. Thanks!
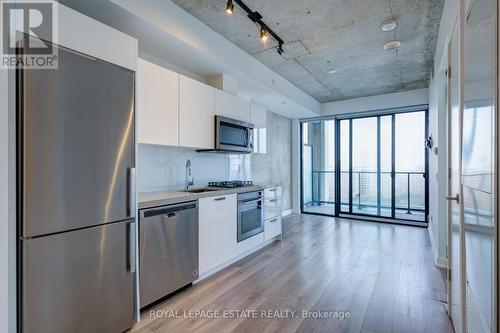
139;201;198;308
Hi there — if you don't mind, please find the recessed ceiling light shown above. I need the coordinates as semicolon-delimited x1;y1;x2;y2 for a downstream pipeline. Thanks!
328;68;338;74
383;40;401;50
382;19;397;32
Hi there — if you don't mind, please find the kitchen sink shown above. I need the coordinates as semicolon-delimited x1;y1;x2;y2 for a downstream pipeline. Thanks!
183;188;219;193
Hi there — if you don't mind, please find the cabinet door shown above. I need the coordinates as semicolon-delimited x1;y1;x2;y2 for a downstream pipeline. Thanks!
137;58;179;146
198;194;237;275
250;103;267;153
179;75;215;149
214;89;251;123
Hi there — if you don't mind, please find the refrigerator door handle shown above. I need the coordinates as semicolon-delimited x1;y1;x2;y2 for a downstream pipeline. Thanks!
128;168;136;218
127;222;136;273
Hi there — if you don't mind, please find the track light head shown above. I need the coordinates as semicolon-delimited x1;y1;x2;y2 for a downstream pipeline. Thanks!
225;0;234;15
277;42;284;55
260;26;268;41
223;0;285;55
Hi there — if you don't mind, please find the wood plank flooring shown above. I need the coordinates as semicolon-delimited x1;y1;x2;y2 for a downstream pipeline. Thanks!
131;214;453;333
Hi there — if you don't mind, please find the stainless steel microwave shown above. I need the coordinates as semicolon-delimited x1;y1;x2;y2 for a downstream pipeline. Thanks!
198;116;254;153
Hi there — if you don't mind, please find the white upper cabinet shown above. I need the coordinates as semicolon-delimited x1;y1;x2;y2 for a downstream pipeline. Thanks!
214;89;251;123
137;58;179;146
250;103;267;153
179;75;215;149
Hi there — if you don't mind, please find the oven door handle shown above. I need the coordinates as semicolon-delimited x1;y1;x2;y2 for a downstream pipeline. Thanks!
238;198;262;205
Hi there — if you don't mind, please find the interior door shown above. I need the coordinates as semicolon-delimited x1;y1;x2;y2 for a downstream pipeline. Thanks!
448;21;465;333
462;0;497;331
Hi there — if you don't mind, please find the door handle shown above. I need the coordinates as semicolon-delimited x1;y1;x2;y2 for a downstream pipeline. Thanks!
128;168;136;218
239;198;262;204
243;128;248;147
127;222;136;273
446;194;460;203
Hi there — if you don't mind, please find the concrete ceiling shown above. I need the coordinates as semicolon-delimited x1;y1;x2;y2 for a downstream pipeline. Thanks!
170;0;444;103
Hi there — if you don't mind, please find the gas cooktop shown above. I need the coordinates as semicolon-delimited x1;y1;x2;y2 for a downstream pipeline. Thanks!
207;181;254;188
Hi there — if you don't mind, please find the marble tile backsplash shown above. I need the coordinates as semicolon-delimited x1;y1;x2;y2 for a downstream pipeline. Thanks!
137;145;251;193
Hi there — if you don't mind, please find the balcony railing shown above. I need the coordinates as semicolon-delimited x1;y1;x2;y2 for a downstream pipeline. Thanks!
303;170;425;215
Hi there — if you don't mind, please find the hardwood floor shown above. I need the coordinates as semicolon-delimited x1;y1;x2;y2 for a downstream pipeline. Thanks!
132;214;453;333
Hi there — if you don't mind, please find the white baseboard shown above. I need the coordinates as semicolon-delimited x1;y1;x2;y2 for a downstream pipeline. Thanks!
428;225;448;269
282;209;292;217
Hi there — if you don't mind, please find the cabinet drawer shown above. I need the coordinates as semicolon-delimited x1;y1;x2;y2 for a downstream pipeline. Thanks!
264;198;282;220
264;187;282;220
199;194;236;221
264;216;282;241
264;187;282;200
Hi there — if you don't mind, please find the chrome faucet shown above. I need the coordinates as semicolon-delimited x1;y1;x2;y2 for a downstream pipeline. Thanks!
185;159;194;191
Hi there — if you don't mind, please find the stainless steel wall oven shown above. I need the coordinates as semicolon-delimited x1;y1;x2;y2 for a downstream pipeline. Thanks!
237;191;264;242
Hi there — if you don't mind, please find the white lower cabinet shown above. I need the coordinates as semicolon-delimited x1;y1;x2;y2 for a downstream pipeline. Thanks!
264;186;283;241
198;194;237;276
265;216;282;241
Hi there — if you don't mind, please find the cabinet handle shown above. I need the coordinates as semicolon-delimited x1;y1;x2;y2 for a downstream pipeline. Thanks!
269;218;278;223
269;199;277;202
268;188;276;192
214;197;226;201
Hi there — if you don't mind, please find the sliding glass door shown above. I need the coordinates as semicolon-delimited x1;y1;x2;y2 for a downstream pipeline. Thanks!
301;110;428;224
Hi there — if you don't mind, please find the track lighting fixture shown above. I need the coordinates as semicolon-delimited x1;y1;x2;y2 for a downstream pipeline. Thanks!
225;0;234;15
224;0;285;55
260;26;268;41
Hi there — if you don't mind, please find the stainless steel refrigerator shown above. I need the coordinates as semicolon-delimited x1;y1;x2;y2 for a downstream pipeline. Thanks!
18;43;136;333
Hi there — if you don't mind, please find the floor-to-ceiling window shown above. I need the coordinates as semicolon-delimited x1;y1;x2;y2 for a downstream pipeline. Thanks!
301;109;428;225
301;119;336;215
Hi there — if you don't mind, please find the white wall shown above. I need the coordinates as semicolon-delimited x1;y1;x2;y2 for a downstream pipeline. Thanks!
291;119;301;214
427;0;459;267
428;67;449;268
321;88;429;116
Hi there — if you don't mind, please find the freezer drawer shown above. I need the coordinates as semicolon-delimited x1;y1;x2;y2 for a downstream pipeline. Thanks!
139;201;198;307
22;221;135;333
